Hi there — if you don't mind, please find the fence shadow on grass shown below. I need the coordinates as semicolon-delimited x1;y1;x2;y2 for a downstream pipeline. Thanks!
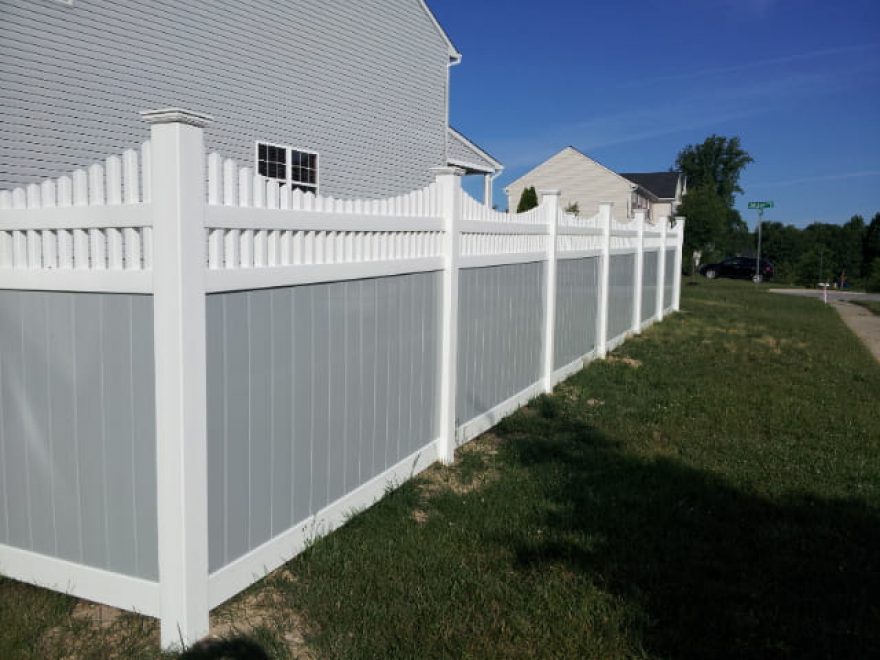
495;415;880;659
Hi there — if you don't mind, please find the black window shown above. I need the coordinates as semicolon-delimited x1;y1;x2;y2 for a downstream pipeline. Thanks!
256;142;319;194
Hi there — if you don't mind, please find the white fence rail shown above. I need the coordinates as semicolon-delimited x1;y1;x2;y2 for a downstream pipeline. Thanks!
0;109;685;650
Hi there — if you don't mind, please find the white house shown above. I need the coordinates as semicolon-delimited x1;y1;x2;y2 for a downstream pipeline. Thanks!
0;0;502;202
505;146;682;221
620;172;686;221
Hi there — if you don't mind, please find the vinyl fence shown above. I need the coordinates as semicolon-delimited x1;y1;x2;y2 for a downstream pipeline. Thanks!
0;109;683;648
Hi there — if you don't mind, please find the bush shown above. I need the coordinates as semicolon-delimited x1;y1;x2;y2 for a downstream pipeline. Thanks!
516;186;538;213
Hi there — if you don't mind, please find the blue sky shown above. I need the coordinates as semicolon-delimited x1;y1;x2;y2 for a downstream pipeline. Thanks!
432;0;880;227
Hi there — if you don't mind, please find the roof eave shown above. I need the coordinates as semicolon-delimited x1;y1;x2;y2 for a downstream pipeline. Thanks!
419;0;462;64
448;127;504;172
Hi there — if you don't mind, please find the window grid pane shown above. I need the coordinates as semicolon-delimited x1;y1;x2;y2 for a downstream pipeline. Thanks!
257;142;288;181
256;143;318;192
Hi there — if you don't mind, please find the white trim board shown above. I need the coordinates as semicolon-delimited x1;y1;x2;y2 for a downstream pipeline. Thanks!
549;348;600;388
0;269;153;294
207;440;441;610
458;253;546;269
0;204;152;230
204;205;444;233
205;258;444;293
0;543;160;617
605;331;630;354
457;381;544;447
557;249;602;261
459;220;546;235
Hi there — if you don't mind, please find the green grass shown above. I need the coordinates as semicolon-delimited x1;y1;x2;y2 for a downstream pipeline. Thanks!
851;299;880;316
2;278;878;658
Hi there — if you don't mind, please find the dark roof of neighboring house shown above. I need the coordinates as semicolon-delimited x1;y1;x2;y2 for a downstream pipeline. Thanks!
620;172;681;200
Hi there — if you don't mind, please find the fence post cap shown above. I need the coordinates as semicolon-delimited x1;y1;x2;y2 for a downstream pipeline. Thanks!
140;108;214;127
538;189;561;197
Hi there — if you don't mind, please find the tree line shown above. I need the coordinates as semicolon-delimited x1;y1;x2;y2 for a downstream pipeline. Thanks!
675;135;880;291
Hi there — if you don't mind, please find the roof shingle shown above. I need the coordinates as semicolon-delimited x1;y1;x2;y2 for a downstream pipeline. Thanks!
621;172;681;199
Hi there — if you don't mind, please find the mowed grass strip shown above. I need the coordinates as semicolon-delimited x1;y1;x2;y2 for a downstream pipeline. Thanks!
1;278;878;658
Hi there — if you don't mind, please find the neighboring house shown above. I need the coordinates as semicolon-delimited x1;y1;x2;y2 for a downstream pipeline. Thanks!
0;0;501;201
621;172;686;220
505;146;683;221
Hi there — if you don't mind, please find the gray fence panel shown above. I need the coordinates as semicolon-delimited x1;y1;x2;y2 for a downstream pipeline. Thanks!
642;250;659;322
206;272;441;572
664;247;676;309
0;291;157;580
457;262;544;425
608;253;636;340
554;257;599;369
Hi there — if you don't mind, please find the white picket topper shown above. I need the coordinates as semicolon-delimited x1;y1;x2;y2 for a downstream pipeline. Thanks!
0;141;154;286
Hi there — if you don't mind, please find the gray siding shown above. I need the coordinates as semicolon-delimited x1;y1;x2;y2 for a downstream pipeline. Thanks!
1;0;449;198
206;273;441;572
642;250;659;322
0;291;157;580
554;257;599;369
664;247;676;309
457;263;544;425
447;130;498;172
608;253;635;341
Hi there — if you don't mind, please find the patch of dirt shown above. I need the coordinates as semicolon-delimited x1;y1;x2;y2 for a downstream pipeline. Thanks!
556;384;580;404
756;335;783;354
606;355;642;368
211;577;315;659
71;601;124;630
411;508;429;525
40;602;160;658
417;434;501;500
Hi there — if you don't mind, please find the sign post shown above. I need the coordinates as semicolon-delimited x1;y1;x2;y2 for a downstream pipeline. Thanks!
748;201;774;282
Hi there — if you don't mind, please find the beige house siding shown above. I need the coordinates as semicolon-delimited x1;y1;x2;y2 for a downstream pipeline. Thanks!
651;201;674;221
505;148;635;220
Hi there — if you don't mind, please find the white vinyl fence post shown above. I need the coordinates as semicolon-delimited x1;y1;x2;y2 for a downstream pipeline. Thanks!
597;202;613;358
540;189;560;393
656;216;668;321
142;108;213;650
674;216;686;311
433;167;463;465
633;210;646;334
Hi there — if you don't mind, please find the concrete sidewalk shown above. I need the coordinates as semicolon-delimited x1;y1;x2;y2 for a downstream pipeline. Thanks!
770;289;880;363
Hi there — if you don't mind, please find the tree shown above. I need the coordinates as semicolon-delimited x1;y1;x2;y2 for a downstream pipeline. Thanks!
675;135;753;207
864;213;880;275
564;201;580;216
676;184;729;272
674;135;753;270
516;186;538;213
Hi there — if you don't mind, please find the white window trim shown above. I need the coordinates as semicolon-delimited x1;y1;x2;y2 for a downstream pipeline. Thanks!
254;141;320;195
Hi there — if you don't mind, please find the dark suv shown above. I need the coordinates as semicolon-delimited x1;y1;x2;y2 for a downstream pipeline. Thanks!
699;257;774;283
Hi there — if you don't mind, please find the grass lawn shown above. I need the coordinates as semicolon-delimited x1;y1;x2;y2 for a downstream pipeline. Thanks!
851;299;880;316
2;278;878;658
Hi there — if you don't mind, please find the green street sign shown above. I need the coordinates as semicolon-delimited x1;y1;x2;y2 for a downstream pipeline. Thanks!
748;201;774;209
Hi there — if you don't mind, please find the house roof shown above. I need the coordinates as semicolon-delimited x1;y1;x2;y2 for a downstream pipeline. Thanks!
419;0;462;64
504;146;638;193
620;172;681;200
447;127;504;175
